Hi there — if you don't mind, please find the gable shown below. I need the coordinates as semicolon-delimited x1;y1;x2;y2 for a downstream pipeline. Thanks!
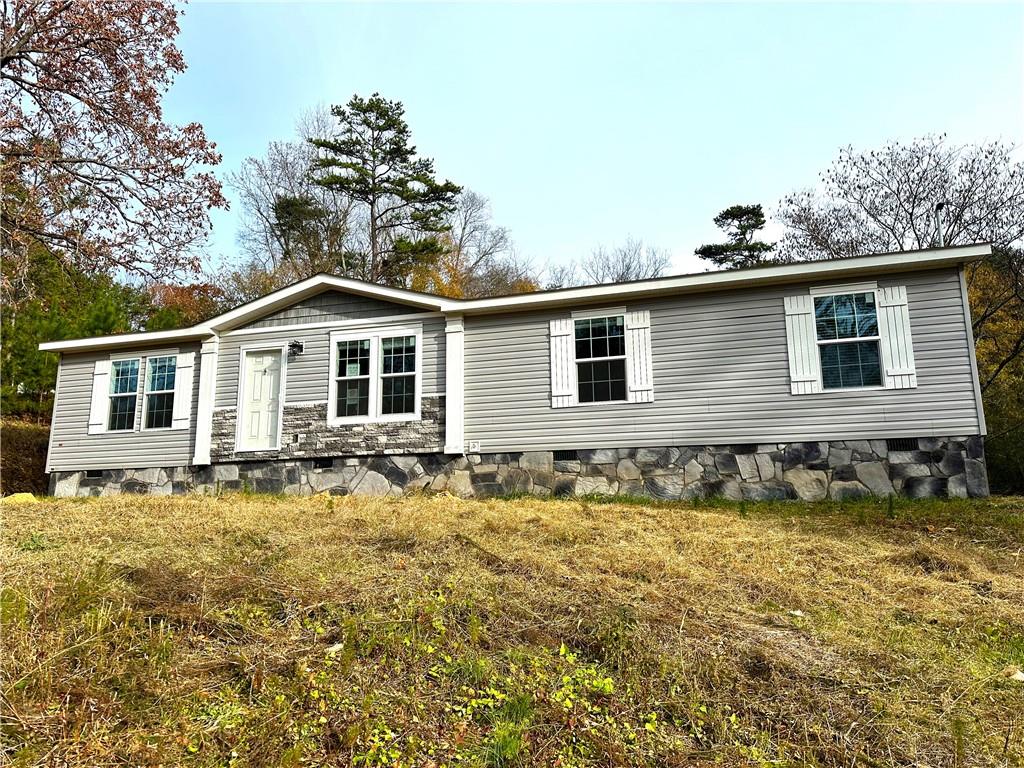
240;289;428;330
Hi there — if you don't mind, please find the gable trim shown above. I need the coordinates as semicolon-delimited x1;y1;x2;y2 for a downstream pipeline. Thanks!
222;311;446;338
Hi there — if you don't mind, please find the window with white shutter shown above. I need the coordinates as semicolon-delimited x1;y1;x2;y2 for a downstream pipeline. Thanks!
85;349;191;433
549;308;655;407
784;286;917;394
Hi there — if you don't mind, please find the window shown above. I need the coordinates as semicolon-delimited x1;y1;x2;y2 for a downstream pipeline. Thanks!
814;292;882;389
574;316;627;403
381;335;416;415
108;358;140;430
335;339;371;417
328;328;421;424
143;355;177;429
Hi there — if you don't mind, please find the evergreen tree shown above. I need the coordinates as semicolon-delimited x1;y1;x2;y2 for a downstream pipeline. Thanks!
310;93;461;285
695;204;777;269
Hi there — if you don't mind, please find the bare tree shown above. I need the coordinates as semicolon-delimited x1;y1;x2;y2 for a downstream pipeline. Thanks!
582;238;671;284
228;106;356;276
775;135;1024;394
412;191;535;297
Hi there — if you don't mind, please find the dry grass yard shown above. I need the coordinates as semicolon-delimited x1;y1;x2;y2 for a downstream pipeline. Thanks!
2;493;1023;766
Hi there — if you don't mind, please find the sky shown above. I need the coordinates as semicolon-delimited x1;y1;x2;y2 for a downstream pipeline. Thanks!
164;1;1024;276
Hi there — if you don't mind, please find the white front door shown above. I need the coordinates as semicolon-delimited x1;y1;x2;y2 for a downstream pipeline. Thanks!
240;350;282;450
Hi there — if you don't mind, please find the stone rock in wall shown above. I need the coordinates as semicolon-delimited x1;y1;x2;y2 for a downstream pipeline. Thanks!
519;452;553;472
937;451;965;477
644;475;684;500
947;474;968;499
715;453;740;476
740;481;796;501
350;470;391;496
735;453;760;481
53;473;81;497
634;448;672;468
966;435;984;460
553;460;581;473
683;459;703;484
707;478;743;501
965;458;989;498
832;464;857;482
503;468;533;494
578;448;618;464
617;459;641;481
783;442;822;470
890;463;931;481
828;448;852;467
121;479;150;495
754;453;774;480
903;475;948;498
576;475;616;495
854;462;894;496
782;468;828;501
888;450;932;465
553;477;575;497
618;479;644;496
829;481;870;500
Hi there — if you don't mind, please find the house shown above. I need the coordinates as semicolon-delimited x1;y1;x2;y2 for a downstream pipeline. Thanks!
40;244;991;500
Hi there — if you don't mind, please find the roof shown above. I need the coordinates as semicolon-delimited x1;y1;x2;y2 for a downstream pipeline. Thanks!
39;243;990;353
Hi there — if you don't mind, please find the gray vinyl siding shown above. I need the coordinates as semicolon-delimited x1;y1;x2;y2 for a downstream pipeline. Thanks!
46;343;201;472
240;290;418;329
214;317;446;410
463;267;983;452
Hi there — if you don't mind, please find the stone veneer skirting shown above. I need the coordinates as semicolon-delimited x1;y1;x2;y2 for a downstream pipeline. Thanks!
49;436;988;500
210;398;445;462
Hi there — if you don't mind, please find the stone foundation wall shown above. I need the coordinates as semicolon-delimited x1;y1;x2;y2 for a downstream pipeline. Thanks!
50;436;988;500
210;397;445;462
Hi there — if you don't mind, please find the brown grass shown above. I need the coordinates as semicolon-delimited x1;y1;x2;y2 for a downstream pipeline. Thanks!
2;493;1023;766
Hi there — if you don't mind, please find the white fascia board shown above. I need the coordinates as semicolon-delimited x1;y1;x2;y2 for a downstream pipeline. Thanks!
455;244;991;315
206;274;450;331
39;327;214;353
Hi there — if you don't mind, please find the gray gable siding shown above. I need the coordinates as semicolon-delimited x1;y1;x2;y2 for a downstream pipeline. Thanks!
47;343;201;472
462;267;982;453
214;316;446;410
239;290;419;329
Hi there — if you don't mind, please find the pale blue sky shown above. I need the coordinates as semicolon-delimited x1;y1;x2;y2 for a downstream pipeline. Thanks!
165;2;1024;275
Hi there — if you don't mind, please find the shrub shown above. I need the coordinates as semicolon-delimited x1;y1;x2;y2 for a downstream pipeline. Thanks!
1;419;50;495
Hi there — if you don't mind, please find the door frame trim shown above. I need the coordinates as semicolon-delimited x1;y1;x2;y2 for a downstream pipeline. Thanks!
234;342;288;454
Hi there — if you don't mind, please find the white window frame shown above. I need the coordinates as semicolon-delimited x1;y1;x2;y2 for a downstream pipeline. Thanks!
99;348;180;434
140;354;178;432
327;326;423;426
570;307;629;406
107;355;142;432
812;289;885;393
233;342;289;454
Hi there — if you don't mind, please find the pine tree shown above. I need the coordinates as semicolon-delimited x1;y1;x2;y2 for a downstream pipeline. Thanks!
695;204;776;269
310;93;461;285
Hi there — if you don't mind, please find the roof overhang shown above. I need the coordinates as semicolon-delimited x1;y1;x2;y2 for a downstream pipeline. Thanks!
39;327;215;354
453;243;991;315
38;244;989;353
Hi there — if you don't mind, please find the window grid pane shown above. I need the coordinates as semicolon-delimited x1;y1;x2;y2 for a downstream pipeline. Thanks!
110;359;139;394
108;395;136;431
381;336;416;375
574;317;625;360
336;339;371;417
145;392;174;429
814;292;878;341
577;358;627;403
821;340;882;389
381;374;415;415
147;356;176;393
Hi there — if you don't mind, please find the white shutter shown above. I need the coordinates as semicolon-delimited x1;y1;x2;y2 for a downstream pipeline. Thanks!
88;359;112;434
877;285;917;389
549;318;576;408
171;351;195;429
784;295;822;395
624;310;654;403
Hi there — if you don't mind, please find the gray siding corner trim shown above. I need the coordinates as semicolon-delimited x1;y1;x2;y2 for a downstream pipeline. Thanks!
957;265;987;434
463;267;983;453
47;342;201;472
